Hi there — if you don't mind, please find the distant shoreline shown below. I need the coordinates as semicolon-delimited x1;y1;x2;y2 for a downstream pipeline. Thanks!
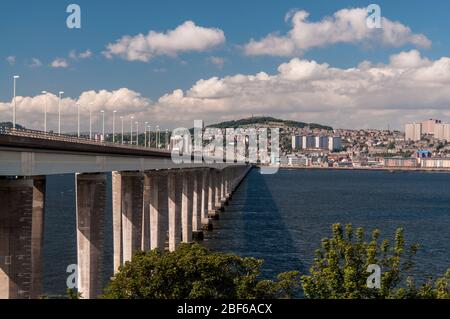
264;166;450;173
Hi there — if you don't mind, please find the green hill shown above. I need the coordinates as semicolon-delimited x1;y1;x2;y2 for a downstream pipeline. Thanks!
206;116;332;131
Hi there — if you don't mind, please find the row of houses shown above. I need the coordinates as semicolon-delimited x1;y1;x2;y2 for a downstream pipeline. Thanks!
384;157;450;168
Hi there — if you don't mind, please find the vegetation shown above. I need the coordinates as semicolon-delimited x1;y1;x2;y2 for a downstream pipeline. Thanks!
103;225;449;299
206;116;333;131
104;243;301;299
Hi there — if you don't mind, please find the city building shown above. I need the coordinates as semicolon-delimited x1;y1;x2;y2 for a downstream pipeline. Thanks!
405;123;422;141
420;158;450;168
302;135;316;149
328;136;342;152
291;135;302;150
315;136;329;149
421;119;442;135
383;157;418;168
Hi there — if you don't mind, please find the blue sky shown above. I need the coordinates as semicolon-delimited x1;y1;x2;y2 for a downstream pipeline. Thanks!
1;0;450;130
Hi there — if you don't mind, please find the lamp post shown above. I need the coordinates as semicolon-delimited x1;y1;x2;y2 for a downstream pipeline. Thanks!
136;122;139;146
12;75;20;129
156;125;160;149
101;110;105;140
58;91;64;135
166;128;169;150
113;110;117;143
41;91;47;132
130;116;134;145
144;121;148;147
77;102;80;138
89;102;93;140
148;125;152;147
120;116;124;144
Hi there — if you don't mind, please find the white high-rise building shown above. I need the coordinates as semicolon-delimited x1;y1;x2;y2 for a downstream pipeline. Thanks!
291;135;302;150
434;123;445;140
405;123;422;141
328;137;342;152
302;136;316;149
315;136;329;149
421;119;441;135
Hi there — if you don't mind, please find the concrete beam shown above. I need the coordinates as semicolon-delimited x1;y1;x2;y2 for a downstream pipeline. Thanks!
76;173;106;299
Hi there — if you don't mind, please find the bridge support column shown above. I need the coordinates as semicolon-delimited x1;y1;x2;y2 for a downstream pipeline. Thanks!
192;170;204;240
214;170;223;212
201;169;213;230
208;169;218;219
168;171;182;251
149;171;168;251
112;172;122;273
121;173;144;264
0;177;46;299
181;171;193;243
76;173;106;299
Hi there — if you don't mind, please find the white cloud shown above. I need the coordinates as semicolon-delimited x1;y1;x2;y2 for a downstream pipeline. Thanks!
51;58;69;68
103;21;225;62
207;56;226;69
5;51;450;131
6;56;16;65
244;8;431;56
70;49;92;60
29;58;43;68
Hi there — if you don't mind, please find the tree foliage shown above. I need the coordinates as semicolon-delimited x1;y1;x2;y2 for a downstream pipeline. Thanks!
301;223;449;299
103;243;301;299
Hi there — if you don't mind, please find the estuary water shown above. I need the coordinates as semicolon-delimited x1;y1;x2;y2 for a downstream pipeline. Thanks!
43;169;450;296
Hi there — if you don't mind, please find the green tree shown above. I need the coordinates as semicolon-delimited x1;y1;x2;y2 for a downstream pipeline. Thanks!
103;243;300;299
301;224;420;299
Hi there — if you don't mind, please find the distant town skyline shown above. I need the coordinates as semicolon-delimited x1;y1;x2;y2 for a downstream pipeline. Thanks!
1;1;450;131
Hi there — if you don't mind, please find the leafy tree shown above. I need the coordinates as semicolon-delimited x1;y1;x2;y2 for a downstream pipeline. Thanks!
67;288;82;299
301;224;420;299
103;243;300;299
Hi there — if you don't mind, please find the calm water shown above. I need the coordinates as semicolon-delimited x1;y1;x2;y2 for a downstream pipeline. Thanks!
43;169;450;296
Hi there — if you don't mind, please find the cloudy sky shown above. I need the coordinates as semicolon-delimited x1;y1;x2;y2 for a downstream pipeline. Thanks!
1;0;450;132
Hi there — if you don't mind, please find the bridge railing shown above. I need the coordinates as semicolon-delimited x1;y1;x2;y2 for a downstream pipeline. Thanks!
0;127;171;154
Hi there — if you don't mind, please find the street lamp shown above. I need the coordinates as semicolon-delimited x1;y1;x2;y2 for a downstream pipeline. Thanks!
89;102;93;139
148;125;152;147
12;75;20;129
58;91;64;135
77;102;80;138
136;122;139;146
144;122;148;147
130;116;134;145
156;125;160;149
166;128;169;150
120;116;124;144
113;110;117;143
41;91;47;132
101;110;105;140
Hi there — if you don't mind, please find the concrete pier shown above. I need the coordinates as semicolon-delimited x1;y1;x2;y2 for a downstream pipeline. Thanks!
149;171;168;251
201;169;213;230
121;173;144;264
214;170;223;212
168;170;182;251
192;170;204;240
0;177;46;299
181;171;194;243
76;173;106;299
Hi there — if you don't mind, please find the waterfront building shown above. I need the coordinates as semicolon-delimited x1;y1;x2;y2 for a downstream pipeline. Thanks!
383;157;418;168
420;158;450;168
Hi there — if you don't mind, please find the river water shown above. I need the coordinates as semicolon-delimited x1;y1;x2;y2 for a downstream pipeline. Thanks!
43;169;450;296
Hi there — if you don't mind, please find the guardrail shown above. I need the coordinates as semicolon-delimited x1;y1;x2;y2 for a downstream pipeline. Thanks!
0;127;171;154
